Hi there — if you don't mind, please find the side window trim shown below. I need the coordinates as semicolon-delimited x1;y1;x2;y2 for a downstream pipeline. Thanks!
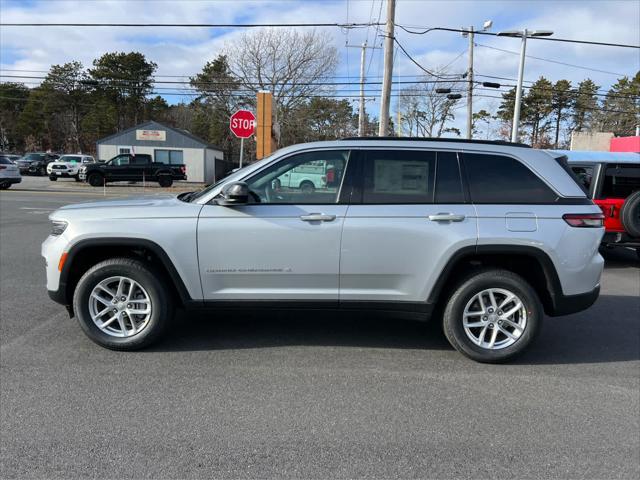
434;150;469;204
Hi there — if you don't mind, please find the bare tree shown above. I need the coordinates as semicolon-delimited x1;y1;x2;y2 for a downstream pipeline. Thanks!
225;28;338;143
398;73;460;137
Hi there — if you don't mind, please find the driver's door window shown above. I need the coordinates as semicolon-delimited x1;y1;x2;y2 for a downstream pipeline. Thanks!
245;150;349;204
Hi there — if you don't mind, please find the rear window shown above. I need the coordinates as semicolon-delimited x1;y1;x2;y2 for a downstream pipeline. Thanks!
602;164;640;198
463;153;558;204
0;157;12;165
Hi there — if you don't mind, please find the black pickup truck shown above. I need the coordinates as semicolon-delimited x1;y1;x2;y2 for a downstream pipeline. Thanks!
79;153;187;187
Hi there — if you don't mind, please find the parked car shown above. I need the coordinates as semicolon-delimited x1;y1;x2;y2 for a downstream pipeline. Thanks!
0;156;22;189
557;150;640;258
0;153;21;164
43;138;604;362
79;153;186;187
47;154;95;181
17;152;59;175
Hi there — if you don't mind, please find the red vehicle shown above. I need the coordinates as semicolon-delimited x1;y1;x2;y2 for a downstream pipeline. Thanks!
558;150;640;258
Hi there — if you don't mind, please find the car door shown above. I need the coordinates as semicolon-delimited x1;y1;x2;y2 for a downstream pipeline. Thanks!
339;149;478;306
104;154;130;180
197;149;352;302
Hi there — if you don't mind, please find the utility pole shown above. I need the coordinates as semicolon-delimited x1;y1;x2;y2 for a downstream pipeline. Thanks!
359;43;367;136
466;26;474;139
378;0;395;136
511;29;528;143
347;42;381;136
497;28;553;142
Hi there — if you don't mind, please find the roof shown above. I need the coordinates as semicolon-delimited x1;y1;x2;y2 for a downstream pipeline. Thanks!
548;149;640;164
341;137;531;148
96;120;223;151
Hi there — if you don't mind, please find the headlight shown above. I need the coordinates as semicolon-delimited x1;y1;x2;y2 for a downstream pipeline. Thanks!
51;220;68;236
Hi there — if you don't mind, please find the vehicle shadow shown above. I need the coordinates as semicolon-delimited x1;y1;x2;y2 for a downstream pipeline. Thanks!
151;293;639;365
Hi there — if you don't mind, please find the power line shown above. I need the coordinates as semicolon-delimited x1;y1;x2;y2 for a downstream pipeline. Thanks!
0;21;382;28
475;43;630;77
393;37;463;79
396;25;640;49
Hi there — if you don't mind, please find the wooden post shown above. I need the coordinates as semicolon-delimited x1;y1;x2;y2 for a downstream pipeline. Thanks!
256;91;275;160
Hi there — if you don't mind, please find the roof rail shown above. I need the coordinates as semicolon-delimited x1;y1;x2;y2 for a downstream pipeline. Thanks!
339;137;532;148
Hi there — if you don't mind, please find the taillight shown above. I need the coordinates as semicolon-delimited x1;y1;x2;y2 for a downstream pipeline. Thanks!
0;165;6;170
180;166;186;174
562;213;605;228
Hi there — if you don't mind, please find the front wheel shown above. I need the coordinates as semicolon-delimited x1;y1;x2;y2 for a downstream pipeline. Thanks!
39;166;46;176
87;172;103;187
72;258;173;350
49;175;58;181
300;180;315;194
442;269;542;363
74;175;81;182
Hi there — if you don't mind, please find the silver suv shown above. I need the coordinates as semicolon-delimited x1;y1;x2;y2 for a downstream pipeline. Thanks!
42;139;605;362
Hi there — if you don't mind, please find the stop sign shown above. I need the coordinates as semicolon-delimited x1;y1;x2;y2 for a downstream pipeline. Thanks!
229;110;256;138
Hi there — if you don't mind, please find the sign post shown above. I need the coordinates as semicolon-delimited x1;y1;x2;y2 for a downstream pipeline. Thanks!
229;110;256;168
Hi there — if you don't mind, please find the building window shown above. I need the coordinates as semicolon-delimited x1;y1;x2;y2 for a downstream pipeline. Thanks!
155;149;184;165
118;147;131;154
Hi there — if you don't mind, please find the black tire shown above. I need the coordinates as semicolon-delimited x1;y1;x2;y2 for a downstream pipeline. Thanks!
87;172;104;187
0;182;10;190
74;175;81;182
158;175;173;188
39;166;46;176
442;269;542;363
620;191;640;238
49;175;57;181
300;180;315;194
72;258;173;350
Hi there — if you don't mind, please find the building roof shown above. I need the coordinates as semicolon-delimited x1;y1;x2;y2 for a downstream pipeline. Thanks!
548;149;640;164
96;120;223;151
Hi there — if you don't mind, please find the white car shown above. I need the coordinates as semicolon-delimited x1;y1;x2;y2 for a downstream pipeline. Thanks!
42;138;605;362
0;156;22;189
47;155;95;181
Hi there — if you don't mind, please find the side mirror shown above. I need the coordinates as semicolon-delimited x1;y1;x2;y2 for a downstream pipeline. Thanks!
218;181;249;205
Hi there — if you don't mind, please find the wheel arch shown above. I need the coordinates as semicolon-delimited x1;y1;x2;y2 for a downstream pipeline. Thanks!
428;245;563;316
59;238;193;309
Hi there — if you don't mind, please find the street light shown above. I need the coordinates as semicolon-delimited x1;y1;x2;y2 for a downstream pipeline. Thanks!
497;29;554;142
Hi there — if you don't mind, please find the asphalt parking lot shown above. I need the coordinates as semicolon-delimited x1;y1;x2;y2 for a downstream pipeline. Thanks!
1;189;639;479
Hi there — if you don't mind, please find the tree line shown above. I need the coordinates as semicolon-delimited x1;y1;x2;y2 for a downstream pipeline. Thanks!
0;27;637;162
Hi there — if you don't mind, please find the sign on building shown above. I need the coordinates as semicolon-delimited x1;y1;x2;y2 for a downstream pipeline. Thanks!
136;129;166;141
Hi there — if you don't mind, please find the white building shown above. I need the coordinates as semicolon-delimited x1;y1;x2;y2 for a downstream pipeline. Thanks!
96;120;225;183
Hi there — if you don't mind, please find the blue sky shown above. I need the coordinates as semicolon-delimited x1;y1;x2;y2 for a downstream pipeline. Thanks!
1;0;638;135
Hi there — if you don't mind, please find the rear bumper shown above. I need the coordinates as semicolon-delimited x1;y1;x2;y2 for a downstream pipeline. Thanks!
602;232;640;248
548;284;600;317
0;176;22;184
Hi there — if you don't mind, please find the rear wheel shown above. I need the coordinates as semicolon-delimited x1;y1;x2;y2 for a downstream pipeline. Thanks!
442;269;542;363
158;175;173;188
620;191;640;238
0;182;10;190
300;180;315;194
72;258;173;350
87;172;103;187
39;166;46;176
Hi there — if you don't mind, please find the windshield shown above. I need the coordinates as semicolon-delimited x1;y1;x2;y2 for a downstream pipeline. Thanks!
188;154;276;202
23;153;44;161
60;155;82;163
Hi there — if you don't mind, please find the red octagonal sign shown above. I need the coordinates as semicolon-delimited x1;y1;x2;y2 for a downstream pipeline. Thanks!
229;110;256;138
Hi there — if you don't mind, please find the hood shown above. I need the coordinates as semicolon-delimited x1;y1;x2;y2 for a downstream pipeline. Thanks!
53;194;202;220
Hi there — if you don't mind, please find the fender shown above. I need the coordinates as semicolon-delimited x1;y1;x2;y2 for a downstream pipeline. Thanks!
427;244;566;314
56;237;193;306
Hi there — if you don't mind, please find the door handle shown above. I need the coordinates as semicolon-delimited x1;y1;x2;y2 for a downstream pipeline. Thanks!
299;213;336;222
428;213;466;222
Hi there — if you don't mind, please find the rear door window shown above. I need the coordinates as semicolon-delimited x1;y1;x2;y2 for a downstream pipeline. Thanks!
361;150;435;204
462;153;558;204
